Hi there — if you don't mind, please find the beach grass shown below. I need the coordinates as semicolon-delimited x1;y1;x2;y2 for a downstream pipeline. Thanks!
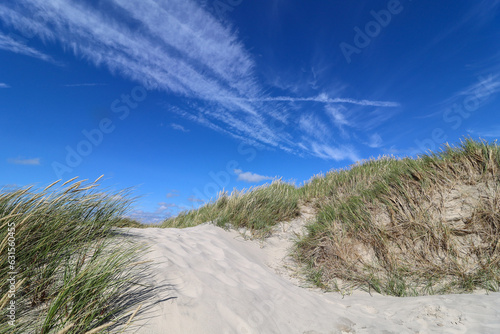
0;177;149;333
162;137;500;296
295;138;500;296
162;179;300;236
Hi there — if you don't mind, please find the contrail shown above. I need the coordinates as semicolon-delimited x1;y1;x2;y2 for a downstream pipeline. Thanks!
225;95;401;107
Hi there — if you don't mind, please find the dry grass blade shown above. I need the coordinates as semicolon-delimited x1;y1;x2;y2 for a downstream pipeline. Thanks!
64;181;83;194
78;184;99;192
83;321;115;334
61;176;79;187
126;304;142;326
93;175;104;184
55;323;74;334
44;179;61;191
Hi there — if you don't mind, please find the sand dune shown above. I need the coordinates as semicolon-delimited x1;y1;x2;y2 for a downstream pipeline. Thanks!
123;223;500;333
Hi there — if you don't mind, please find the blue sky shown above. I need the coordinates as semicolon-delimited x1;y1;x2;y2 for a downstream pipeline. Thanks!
1;0;499;223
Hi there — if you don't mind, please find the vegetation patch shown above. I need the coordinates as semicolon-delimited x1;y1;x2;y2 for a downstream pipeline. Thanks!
0;177;150;333
295;138;500;296
162;180;300;236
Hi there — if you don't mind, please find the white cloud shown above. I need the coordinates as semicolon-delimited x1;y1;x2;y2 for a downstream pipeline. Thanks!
0;83;10;88
467;127;500;139
170;123;190;132
127;210;166;224
325;105;350;129
0;0;400;162
298;113;330;141
244;93;400;107
7;157;41;165
353;107;400;131
127;201;186;224
306;141;360;162
63;83;107;87
367;133;383;148
166;190;180;198
0;31;53;62
234;169;274;183
157;202;181;212
456;74;500;100
439;74;500;108
187;195;204;203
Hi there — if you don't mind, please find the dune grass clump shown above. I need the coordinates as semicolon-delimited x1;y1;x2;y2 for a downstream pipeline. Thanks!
163;180;300;235
295;138;500;296
298;156;406;207
0;177;149;333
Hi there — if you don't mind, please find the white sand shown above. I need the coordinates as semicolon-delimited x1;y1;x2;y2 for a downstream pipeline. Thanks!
124;224;500;333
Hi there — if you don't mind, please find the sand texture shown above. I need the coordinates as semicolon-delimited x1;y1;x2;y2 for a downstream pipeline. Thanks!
123;224;500;333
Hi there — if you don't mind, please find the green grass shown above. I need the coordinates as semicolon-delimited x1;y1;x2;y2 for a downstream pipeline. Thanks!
295;138;500;296
162;137;500;297
162;179;300;236
0;177;150;333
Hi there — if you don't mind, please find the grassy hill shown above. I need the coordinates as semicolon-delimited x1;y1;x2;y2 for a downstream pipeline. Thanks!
164;138;500;296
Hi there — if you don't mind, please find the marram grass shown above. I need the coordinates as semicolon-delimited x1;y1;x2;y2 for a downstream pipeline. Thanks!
296;138;500;296
162;179;300;236
0;177;150;333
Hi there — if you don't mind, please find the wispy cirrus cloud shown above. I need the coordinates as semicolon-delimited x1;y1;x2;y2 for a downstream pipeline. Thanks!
63;83;107;87
166;190;180;198
437;74;500;110
0;0;400;162
298;113;331;141
7;157;41;165
0;83;10;88
0;31;53;62
467;127;500;139
453;75;499;101
234;169;274;183
367;133;383;148
170;123;190;132
246;94;401;107
187;195;204;203
307;142;360;162
325;105;350;131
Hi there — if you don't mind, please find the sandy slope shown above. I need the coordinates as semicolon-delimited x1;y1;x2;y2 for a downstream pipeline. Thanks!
123;222;500;334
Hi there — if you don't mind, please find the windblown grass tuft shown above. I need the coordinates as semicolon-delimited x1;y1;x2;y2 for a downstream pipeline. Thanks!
162;179;300;236
0;177;149;333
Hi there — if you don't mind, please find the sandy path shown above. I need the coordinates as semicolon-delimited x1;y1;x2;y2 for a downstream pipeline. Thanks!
123;223;500;333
